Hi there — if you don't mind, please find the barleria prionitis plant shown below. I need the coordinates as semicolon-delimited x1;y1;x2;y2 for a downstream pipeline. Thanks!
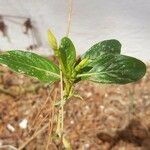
0;30;146;149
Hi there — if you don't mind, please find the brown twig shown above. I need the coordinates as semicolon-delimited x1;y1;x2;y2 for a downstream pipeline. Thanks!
29;86;54;131
46;89;58;149
0;145;18;150
18;123;48;150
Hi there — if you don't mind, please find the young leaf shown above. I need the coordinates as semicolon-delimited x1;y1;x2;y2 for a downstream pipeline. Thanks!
0;51;60;83
77;53;146;84
48;29;57;50
82;39;121;60
59;37;76;75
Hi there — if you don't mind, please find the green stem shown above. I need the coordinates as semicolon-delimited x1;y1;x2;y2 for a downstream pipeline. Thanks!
64;77;73;97
56;74;73;149
53;0;73;147
56;65;64;139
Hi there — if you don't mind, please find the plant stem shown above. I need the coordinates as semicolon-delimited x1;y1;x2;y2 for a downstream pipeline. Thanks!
55;0;73;148
56;65;65;143
60;66;64;137
66;0;73;37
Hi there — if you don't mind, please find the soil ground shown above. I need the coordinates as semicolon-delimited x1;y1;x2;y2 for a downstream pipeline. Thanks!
0;62;149;150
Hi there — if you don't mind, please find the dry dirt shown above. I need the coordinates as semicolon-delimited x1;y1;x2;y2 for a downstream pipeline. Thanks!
0;63;149;150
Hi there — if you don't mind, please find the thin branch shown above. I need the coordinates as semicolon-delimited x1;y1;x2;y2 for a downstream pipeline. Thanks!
34;112;50;133
46;95;56;150
0;145;18;150
18;123;48;150
29;86;54;132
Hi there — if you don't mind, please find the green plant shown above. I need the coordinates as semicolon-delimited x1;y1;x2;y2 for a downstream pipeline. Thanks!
0;30;146;149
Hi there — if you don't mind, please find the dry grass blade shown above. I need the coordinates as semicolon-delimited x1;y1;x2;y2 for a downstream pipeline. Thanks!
46;88;58;149
29;85;54;132
18;123;49;150
0;145;18;150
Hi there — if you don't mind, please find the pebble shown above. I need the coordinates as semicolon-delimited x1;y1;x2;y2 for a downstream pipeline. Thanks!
19;119;28;129
6;124;15;132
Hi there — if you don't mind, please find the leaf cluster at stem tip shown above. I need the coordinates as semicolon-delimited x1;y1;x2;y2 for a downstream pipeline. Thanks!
0;30;146;92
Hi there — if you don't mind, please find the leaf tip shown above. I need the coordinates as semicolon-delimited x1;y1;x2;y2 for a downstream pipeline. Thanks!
47;29;58;50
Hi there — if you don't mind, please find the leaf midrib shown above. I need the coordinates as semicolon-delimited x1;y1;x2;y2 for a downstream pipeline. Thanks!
0;57;60;79
77;70;127;78
77;72;134;82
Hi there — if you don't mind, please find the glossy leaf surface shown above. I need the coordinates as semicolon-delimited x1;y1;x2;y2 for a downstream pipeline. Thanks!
59;37;76;75
78;53;146;84
0;50;60;83
82;39;121;60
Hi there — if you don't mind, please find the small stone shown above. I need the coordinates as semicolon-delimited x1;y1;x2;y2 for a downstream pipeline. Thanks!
70;120;74;124
100;105;104;110
7;123;15;132
85;105;90;110
86;92;92;98
84;143;90;148
19;119;28;129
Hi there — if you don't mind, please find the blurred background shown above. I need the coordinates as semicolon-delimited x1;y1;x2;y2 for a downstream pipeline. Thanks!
0;0;149;150
0;0;150;61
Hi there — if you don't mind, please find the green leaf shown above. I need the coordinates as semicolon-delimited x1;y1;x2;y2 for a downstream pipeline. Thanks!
77;53;146;84
0;50;60;83
59;37;76;75
82;39;121;60
47;29;58;50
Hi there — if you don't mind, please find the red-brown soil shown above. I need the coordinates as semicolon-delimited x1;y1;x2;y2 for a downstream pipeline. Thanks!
0;64;149;150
